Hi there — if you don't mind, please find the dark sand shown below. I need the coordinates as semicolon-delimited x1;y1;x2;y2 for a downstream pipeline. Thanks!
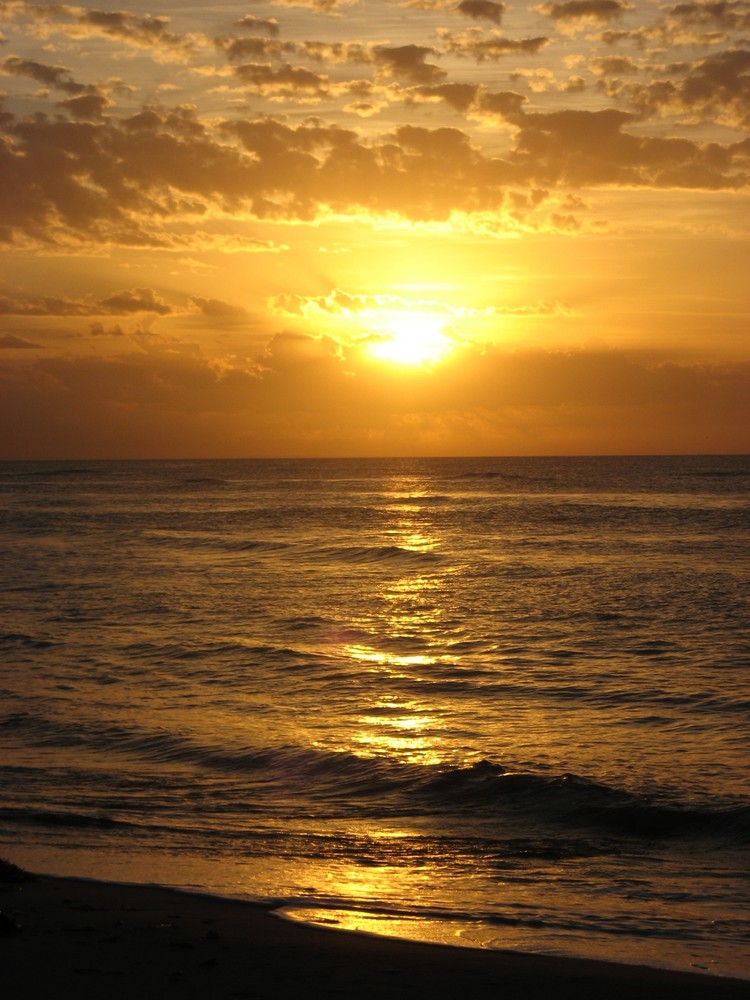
1;868;747;1000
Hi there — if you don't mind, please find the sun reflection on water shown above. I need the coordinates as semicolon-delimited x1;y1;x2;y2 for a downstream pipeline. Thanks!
323;492;465;766
353;702;444;765
346;644;438;670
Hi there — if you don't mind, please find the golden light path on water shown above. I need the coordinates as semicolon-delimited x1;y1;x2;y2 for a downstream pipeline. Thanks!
281;494;548;952
329;499;460;767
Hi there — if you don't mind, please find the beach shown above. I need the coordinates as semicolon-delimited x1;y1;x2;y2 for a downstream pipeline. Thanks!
2;866;748;1000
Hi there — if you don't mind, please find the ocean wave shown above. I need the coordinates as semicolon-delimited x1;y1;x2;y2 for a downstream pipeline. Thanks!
177;476;230;487
17;467;97;478
0;806;131;831
388;494;452;506
416;760;750;841
4;708;747;845
0;631;58;649
310;544;441;566
144;532;290;554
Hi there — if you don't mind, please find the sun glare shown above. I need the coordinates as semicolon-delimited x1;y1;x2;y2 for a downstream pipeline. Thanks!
368;313;454;366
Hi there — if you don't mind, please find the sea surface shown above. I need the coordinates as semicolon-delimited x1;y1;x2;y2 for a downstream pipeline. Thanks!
0;456;748;978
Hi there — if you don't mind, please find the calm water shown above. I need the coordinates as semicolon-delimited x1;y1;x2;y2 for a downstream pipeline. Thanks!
1;457;748;977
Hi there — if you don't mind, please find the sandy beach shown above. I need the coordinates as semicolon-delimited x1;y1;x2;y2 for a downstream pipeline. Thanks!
1;864;747;1000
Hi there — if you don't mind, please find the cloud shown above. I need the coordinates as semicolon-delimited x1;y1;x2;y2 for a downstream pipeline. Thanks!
216;36;294;62
512;107;748;189
372;45;446;84
270;288;573;320
395;80;528;123
663;1;750;33
1;93;746;251
399;1;454;8
89;322;126;337
189;296;248;318
14;4;196;59
0;333;42;348
588;55;639;76
0;289;172;315
59;92;111;119
218;36;445;87
0;54;93;94
235;15;281;36
99;288;173;314
258;0;358;11
271;289;393;316
442;31;551;59
456;1;505;24
602;48;750;129
231;61;332;98
540;0;634;27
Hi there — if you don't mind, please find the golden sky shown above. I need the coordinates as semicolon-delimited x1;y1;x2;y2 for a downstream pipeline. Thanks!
1;0;748;457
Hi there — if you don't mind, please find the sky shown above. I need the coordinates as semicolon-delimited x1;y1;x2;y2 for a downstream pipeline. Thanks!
1;0;748;458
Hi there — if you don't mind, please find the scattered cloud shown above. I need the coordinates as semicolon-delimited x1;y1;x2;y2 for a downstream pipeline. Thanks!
0;289;173;315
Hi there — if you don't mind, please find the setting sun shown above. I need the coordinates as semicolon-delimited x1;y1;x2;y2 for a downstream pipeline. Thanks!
368;314;455;367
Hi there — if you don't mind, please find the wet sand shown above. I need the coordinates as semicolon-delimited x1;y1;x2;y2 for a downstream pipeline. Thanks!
1;868;747;1000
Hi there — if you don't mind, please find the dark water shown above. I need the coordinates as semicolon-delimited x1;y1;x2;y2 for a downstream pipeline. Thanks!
0;456;748;977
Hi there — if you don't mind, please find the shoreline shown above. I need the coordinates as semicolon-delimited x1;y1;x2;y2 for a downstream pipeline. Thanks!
2;869;748;1000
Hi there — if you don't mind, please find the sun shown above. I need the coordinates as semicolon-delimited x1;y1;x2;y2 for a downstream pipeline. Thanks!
367;313;454;367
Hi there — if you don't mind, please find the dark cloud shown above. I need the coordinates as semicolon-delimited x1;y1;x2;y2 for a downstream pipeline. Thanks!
99;288;172;314
512;108;748;189
190;297;248;318
59;92;111;119
232;61;332;98
0;333;42;348
0;55;91;94
589;55;639;76
664;1;750;32
372;45;446;84
89;322;126;336
456;1;505;24
602;48;750;128
443;32;551;59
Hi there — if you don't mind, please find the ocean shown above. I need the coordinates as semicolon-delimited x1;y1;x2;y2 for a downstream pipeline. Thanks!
1;456;748;978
